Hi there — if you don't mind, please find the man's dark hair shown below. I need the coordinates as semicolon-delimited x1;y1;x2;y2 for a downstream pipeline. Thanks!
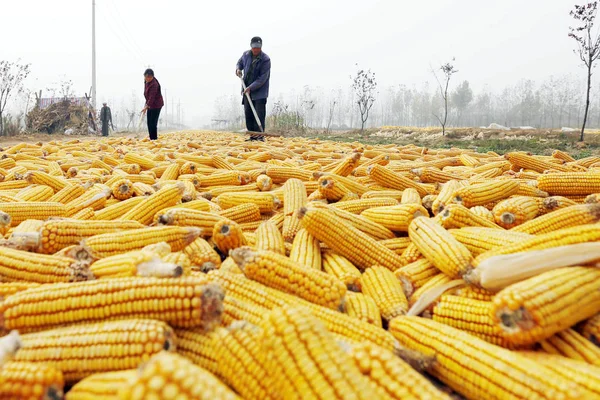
144;68;154;77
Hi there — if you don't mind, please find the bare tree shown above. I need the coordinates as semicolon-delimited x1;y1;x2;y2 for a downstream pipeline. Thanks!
325;93;337;133
0;60;31;136
351;65;377;133
569;2;600;141
431;59;458;135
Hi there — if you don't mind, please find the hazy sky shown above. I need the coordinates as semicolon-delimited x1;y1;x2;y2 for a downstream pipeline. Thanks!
1;0;584;126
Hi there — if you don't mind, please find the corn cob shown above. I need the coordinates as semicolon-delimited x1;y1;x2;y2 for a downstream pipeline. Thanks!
325;205;396;240
538;172;600;195
183;237;221;272
216;192;279;213
119;183;183;225
0;202;66;225
452;179;520;208
413;166;463;183
231;247;346;309
1;276;224;332
212;219;247;254
218;203;261;223
71;207;95;220
438;203;502;229
261;306;378;399
130;181;154;196
431;295;517;348
265;166;313;183
110;178;133;200
518;352;600;398
506;152;571;172
360;203;428;232
83;226;201;258
123;153;157;170
90;249;181;279
29;219;145;254
321;250;362;291
105;173;155;186
448;227;531;256
469;205;495;222
539;328;600;365
299;207;404;271
329;197;398;214
431;179;465;215
400;187;422;205
400;242;422;265
15;319;175;383
289;228;322;269
117;351;240;400
209;322;276;400
66;370;137;400
347;341;450;400
90;196;145;220
173;328;220;373
157;208;224;233
209;268;400;349
361;189;405;200
24;170;70;192
0;282;40;297
255;221;285;255
491;267;600;346
317;175;353;201
579;314;600;346
115;163;141;175
378;237;411;255
151;199;213;223
0;244;91;283
552;149;576;162
408;216;472;278
511;203;600;234
395;258;439;291
389;316;580;400
0;180;28;191
15;185;54;202
489;196;539;229
452;285;495;302
328;152;361;176
369;164;429;196
361;266;408;320
65;190;108;216
343;292;382;327
473;224;600;266
0;361;64;400
515;182;549;198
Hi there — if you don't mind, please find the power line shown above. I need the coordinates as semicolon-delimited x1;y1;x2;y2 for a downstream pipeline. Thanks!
106;0;147;62
97;2;145;65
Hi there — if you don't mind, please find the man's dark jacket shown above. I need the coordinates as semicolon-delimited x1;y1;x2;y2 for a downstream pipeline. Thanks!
236;51;271;101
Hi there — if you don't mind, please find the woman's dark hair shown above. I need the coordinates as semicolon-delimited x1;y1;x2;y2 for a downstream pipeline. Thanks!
144;68;154;77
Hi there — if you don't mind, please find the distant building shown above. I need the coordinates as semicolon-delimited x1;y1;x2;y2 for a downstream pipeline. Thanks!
38;97;88;110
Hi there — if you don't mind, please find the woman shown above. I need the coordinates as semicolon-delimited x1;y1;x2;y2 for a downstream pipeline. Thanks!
142;68;164;140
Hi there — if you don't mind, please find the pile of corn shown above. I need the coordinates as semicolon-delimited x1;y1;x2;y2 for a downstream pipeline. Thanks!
0;131;598;399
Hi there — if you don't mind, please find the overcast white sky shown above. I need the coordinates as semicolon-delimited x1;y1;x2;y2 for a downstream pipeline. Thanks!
0;0;582;126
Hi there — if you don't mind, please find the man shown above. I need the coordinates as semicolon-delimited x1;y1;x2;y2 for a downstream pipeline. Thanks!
99;102;113;137
142;68;164;140
236;36;271;141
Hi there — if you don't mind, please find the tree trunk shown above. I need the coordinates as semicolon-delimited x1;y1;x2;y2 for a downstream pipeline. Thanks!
581;64;592;142
0;110;3;137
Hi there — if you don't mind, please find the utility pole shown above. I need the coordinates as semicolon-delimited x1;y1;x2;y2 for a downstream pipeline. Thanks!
91;0;97;109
